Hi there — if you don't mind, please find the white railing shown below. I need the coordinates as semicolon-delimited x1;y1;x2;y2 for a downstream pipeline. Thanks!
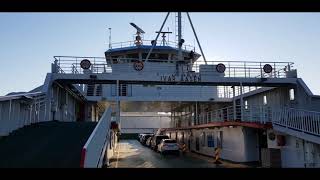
273;107;320;136
195;105;272;126
80;107;112;168
196;105;320;137
109;39;195;51
53;56;111;74
217;86;262;99
0;92;46;136
53;56;295;80
193;61;294;78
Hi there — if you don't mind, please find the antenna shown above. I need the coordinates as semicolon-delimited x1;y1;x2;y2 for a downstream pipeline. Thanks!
155;31;172;46
108;27;112;49
130;23;145;34
130;23;145;46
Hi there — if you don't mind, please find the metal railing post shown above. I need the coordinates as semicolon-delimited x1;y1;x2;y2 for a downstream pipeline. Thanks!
260;62;263;78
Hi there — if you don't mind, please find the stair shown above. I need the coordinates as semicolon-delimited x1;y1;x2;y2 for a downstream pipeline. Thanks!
96;84;102;96
118;84;127;96
87;84;95;96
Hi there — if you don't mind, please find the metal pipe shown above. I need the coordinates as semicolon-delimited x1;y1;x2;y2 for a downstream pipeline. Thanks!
232;86;236;120
186;12;207;65
240;82;243;121
145;12;170;62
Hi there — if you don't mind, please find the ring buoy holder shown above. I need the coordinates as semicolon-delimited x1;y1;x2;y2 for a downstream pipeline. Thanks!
133;61;144;71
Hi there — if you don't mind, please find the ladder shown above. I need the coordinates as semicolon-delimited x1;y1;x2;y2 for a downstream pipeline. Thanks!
96;84;102;96
87;84;95;96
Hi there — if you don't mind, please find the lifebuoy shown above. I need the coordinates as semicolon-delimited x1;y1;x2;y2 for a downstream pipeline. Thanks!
216;63;226;73
133;61;144;71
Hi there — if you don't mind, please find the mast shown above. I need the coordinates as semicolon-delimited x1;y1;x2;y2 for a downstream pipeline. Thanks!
178;12;183;61
108;28;112;49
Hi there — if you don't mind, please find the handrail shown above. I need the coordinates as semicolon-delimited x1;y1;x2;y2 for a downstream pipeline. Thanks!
108;39;195;51
191;105;320;137
273;107;320;136
190;105;272;126
53;56;295;79
81;107;112;168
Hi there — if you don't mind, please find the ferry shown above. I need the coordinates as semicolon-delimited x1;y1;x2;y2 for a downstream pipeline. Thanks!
0;12;319;168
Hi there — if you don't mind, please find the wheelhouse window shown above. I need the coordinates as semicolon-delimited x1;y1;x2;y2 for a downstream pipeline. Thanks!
142;53;168;61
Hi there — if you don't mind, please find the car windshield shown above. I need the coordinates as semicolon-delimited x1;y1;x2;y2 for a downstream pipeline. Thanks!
156;136;169;144
164;139;177;143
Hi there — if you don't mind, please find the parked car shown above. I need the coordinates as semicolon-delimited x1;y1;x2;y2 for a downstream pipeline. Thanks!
151;135;170;151
158;139;180;155
141;134;153;145
146;136;153;147
139;133;153;144
138;134;145;143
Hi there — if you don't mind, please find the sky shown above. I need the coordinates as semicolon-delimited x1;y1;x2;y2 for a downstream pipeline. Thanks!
0;12;320;95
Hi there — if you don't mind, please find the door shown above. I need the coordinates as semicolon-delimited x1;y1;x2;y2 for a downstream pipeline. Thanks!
196;137;200;151
258;130;268;165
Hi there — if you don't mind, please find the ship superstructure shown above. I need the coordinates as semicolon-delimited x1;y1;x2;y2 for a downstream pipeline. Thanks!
1;12;320;168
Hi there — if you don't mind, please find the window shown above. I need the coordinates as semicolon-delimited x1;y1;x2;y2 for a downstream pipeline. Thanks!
290;89;295;101
263;95;267;105
207;134;215;147
245;100;248;109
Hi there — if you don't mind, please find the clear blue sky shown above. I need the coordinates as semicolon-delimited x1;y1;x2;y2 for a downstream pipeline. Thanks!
0;13;320;95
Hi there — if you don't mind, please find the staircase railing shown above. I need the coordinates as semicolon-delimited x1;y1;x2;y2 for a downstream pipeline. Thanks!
273;107;320;136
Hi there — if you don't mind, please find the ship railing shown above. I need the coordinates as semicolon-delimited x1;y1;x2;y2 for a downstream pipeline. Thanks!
196;105;273;125
273;107;320;136
0;92;47;136
53;56;112;74
192;60;295;78
109;39;195;51
196;105;320;136
217;86;262;99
